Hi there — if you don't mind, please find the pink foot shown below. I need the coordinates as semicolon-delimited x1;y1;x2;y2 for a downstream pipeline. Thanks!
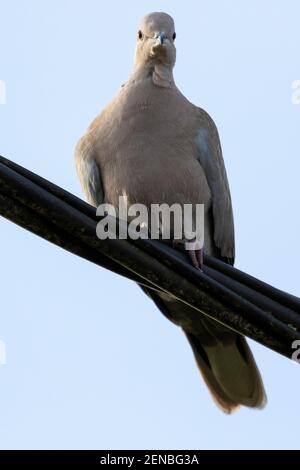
185;240;204;270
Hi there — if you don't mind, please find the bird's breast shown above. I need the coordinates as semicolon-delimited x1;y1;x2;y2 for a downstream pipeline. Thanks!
97;84;212;211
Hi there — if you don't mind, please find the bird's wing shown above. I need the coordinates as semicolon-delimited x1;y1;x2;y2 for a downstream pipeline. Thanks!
195;108;235;263
75;137;104;207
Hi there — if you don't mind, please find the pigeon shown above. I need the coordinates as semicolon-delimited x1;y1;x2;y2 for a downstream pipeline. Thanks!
75;11;266;412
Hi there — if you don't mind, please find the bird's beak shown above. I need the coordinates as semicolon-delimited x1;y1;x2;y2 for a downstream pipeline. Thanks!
150;32;168;59
156;32;166;45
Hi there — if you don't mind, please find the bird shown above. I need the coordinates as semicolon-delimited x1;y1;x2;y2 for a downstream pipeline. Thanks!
75;11;266;413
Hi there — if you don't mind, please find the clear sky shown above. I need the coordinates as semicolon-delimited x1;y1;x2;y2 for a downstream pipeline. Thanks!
0;0;300;450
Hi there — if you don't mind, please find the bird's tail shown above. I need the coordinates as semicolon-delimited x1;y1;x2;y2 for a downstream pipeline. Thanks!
184;327;266;413
141;286;266;413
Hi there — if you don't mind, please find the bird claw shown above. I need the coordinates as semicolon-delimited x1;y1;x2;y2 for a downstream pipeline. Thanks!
184;240;204;270
188;248;204;271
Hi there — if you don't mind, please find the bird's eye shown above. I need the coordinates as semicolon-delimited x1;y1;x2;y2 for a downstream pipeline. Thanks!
138;30;143;40
172;32;176;41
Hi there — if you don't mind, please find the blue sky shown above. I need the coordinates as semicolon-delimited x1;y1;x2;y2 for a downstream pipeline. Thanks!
0;0;300;449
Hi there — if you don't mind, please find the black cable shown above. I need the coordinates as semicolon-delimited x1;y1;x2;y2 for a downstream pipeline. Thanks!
0;155;299;360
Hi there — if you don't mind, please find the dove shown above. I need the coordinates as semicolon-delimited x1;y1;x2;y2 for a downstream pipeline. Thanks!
75;12;266;412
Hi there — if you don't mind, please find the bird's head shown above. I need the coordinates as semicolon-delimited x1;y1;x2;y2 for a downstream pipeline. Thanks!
134;12;176;70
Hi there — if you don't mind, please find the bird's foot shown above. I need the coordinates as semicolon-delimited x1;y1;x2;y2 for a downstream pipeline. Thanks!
185;240;204;271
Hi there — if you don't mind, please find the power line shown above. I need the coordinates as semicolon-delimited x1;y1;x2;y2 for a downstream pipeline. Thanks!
0;155;300;360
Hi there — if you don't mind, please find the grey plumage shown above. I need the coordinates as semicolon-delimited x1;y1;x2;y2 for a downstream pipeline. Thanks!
195;112;235;262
